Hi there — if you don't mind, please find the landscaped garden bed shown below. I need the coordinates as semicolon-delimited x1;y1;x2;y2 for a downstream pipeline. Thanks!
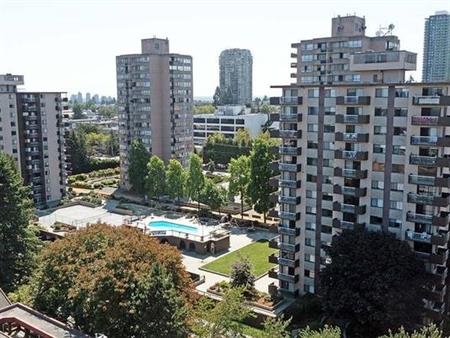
200;239;278;277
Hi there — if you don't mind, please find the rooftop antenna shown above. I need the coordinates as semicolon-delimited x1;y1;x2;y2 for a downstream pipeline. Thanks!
376;23;395;37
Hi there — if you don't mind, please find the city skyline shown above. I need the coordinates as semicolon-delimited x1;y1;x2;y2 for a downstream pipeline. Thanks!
0;0;448;98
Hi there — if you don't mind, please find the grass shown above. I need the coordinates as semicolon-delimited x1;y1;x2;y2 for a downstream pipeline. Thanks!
236;322;264;337
200;240;278;277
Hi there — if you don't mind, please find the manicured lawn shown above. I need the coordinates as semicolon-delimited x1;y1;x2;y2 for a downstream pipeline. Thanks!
200;240;278;277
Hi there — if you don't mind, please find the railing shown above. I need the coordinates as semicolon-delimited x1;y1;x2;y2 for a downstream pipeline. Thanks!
146;228;230;242
279;113;301;122
279;242;297;252
413;96;442;105
278;226;297;236
279;211;299;221
279;146;301;156
279;163;301;172
280;96;302;105
410;155;437;166
336;95;371;105
279;130;301;138
406;230;432;243
408;193;434;205
279;195;299;204
408;175;435;186
407;212;433;224
336;114;370;124
411;136;438;146
411;116;439;126
279;179;300;188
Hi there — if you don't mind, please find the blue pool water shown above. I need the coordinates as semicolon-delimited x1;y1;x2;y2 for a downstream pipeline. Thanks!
149;220;198;233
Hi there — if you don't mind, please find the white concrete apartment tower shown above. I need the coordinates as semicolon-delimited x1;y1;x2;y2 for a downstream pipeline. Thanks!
116;38;194;190
0;74;67;209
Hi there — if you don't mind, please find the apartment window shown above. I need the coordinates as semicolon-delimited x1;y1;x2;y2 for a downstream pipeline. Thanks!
393;145;406;155
324;125;335;133
305;238;315;247
306;206;316;215
323;142;334;150
305;254;315;263
395;88;409;97
324;106;336;115
375;108;387;116
322;192;333;201
375;88;388;98
389;219;401;228
394;127;407;136
370;216;383;225
304;284;315;293
323;159;332;167
307;174;317;183
307;123;318;132
308;89;319;98
307;158;318;166
373;144;385;153
324;89;336;98
322;209;333;217
394;108;408;117
392;164;404;173
374;126;386;135
390;201;403;210
372;162;385;172
307;141;318;149
306;190;317;198
308;107;319;115
371;198;383;208
322;175;332;184
304;269;315;278
302;54;314;62
372;180;384;190
306;222;316;230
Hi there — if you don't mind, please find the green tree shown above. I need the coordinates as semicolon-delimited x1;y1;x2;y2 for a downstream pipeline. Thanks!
66;130;91;174
213;86;222;106
145;155;166;200
128;140;149;194
97;105;117;119
72;102;84;119
320;229;428;337
248;137;273;223
228;155;250;218
234;128;252;147
186;154;205;211
260;103;278;114
260;316;292;338
31;224;193;338
0;151;40;292
194;104;216;114
207;161;215;173
298;325;341;338
199;178;227;214
230;255;255;290
380;324;442;338
166;159;185;203
107;130;119;156
192;287;252;338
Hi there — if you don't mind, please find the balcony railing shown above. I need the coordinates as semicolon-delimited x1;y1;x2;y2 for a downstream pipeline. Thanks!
413;96;450;106
279;179;301;189
334;167;368;179
278;272;299;283
279;113;302;122
336;114;370;124
333;184;367;197
279;163;302;172
335;132;369;142
332;218;365;230
278;257;298;268
279;195;300;205
408;192;450;207
280;96;303;105
333;201;366;214
279;211;300;221
410;136;438;146
406;230;432;243
336;96;371;105
408;174;435;186
279;130;302;138
278;226;298;236
279;242;299;252
409;155;450;167
335;150;369;161
411;116;450;126
279;146;302;156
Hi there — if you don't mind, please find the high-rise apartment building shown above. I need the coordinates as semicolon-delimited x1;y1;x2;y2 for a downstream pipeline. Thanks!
269;15;450;322
423;11;450;82
116;38;193;189
219;49;252;105
0;74;68;208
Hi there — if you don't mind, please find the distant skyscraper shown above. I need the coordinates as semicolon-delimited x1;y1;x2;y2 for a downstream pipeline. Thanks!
116;37;193;190
85;92;91;103
77;92;83;103
423;11;450;82
0;74;67;208
219;49;252;105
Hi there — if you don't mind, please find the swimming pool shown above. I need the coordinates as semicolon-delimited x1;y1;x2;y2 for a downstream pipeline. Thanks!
148;220;198;233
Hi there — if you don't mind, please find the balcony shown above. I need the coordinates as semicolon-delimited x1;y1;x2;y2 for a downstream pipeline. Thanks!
410;155;450;167
406;230;431;243
332;218;365;230
268;268;278;279
279;179;301;189
279;211;301;221
333;184;367;197
413;96;450;106
410;136;450;147
279;195;301;205
407;212;449;226
332;201;366;214
431;232;450;246
407;192;450;207
281;96;303;105
268;253;278;264
408;174;436;186
334;167;368;179
335;150;368;161
336;114;370;124
278;257;299;268
335;132;369;143
279;163;302;172
279;146;302;156
279;112;302;122
278;226;299;236
279;130;302;138
411;116;450;126
336;95;371;105
278;272;299;283
269;177;279;188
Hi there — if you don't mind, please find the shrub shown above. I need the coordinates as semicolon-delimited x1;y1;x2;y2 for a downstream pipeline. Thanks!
230;256;255;292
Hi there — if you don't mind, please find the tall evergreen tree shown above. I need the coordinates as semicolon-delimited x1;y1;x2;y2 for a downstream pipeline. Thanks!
213;86;222;106
145;155;166;200
0;151;39;292
248;137;273;223
128;140;149;194
166;159;185;203
66;130;90;174
186;154;204;211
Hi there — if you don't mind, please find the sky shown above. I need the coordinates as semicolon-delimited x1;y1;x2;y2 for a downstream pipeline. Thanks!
0;0;448;98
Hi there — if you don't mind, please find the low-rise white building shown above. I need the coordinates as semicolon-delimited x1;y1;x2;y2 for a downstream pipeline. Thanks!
193;105;268;146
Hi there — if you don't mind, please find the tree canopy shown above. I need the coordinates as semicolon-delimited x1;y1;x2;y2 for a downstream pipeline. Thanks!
186;154;205;210
0;151;40;292
247;136;274;223
145;155;166;199
228;155;250;218
30;223;193;338
166;159;185;203
199;178;227;213
128;140;149;194
320;229;428;337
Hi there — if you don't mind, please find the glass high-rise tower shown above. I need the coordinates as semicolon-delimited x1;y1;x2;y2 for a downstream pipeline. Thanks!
423;11;450;82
